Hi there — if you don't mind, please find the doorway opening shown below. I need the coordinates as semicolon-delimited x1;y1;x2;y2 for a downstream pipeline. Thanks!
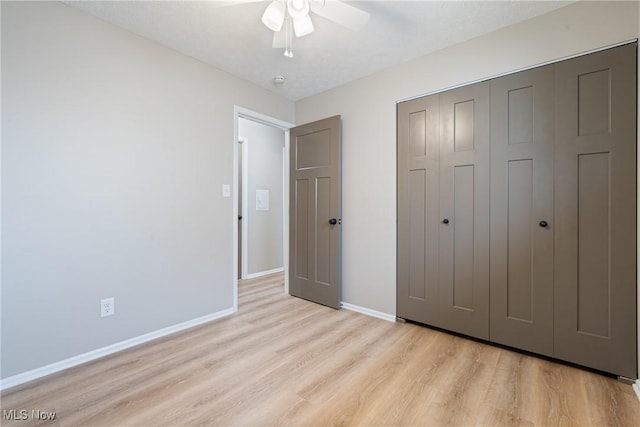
233;106;294;312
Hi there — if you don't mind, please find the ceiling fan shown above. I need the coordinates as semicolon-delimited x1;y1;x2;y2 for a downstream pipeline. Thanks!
217;0;370;58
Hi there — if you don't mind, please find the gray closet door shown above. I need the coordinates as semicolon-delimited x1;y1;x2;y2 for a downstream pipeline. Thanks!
554;44;637;378
438;82;491;339
397;95;440;324
489;66;555;356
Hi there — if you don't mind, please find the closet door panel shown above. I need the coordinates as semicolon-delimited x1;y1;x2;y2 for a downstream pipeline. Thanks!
490;66;554;356
438;82;490;339
397;95;440;324
554;43;637;378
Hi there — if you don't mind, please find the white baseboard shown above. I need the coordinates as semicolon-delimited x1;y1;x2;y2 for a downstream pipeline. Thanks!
340;302;396;322
0;307;236;392
246;267;284;279
633;380;640;402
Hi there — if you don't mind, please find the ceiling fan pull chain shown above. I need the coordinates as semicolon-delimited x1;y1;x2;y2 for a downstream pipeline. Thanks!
284;16;294;58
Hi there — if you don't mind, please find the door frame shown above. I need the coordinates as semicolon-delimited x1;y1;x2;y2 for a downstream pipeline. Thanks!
233;106;294;311
238;135;248;280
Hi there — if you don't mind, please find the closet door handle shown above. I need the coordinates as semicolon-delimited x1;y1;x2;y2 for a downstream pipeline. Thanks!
442;218;449;225
539;220;548;228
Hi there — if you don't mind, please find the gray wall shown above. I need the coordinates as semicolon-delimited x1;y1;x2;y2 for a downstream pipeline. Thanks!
238;118;285;276
1;1;294;379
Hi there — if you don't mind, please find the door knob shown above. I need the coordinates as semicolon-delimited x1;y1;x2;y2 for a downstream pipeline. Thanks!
442;218;449;224
329;218;338;225
539;220;548;228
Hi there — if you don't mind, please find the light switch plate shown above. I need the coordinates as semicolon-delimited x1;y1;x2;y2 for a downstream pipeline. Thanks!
256;189;269;211
222;184;231;198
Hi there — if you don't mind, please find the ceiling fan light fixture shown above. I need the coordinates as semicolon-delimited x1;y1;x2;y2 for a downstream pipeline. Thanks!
293;14;314;37
261;1;286;32
287;0;309;20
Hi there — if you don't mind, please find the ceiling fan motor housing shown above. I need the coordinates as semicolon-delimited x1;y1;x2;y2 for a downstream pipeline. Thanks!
287;0;310;19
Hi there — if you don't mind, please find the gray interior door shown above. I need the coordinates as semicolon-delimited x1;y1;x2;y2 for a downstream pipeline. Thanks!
397;94;440;325
289;116;342;309
438;82;491;339
489;66;555;356
554;43;637;378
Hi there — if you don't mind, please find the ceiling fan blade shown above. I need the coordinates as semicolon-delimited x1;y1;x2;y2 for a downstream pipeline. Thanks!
309;0;369;31
272;29;285;48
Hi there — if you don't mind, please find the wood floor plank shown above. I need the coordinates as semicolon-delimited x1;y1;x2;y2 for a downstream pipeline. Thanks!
2;272;639;426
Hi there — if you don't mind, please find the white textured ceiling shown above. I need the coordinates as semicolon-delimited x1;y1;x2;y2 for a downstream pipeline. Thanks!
64;1;573;101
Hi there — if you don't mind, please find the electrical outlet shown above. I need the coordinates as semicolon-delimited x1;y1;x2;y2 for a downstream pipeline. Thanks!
101;297;115;317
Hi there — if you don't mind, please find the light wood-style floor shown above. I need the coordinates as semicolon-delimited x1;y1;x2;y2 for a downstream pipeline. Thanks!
2;273;639;426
